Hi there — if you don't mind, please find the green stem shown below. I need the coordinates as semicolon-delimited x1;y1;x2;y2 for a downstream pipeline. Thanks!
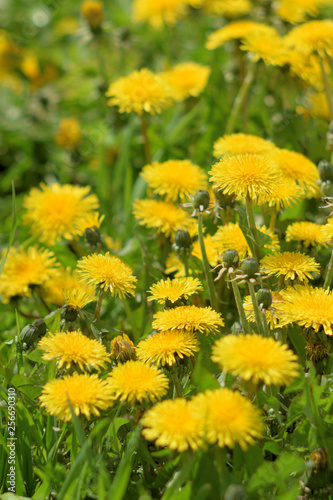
261;309;270;337
141;113;152;164
122;298;140;344
248;282;265;336
182;254;190;277
245;195;263;262
225;61;256;135
319;56;333;121
231;281;252;334
95;290;105;321
197;212;218;311
269;209;277;233
324;246;333;289
170;369;182;398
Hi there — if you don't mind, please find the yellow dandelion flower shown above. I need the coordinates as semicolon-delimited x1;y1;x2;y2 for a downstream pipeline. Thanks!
287;51;328;90
75;212;104;235
80;0;104;29
285;222;328;248
153;305;224;335
284;20;333;60
270;148;319;198
104;235;122;253
261;252;320;283
213;133;276;159
77;252;137;297
39;373;114;421
141;159;207;202
209;153;282;203
206;21;277;50
148;277;202;304
275;0;325;24
266;177;305;211
321;218;333;243
110;334;135;363
243;292;285;330
38;330;110;371
106;68;173;115
279;285;333;335
212;223;280;260
192;235;220;267
201;0;253;17
161;62;211;101
23;183;100;245
300;91;331;122
21;53;40;80
43;267;89;307
132;0;189;28
108;360;169;404
165;252;189;277
133;199;190;238
0;246;59;301
212;334;299;386
305;340;329;362
63;286;96;309
54;118;82;150
141;398;204;451
136;330;200;366
192;388;263;449
241;31;289;66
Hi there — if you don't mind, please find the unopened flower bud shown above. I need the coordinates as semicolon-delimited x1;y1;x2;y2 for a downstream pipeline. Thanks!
20;319;47;350
318;159;333;183
256;288;272;309
214;189;234;208
61;305;78;322
85;225;101;246
111;333;135;362
80;0;104;32
173;229;192;258
223;249;239;268
240;258;259;278
194;190;210;210
33;318;47;337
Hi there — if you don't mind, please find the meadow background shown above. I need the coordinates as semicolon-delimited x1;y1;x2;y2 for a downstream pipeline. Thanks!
1;0;333;498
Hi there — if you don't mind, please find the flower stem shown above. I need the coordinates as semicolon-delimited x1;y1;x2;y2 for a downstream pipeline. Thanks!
245;195;263;262
261;309;270;337
225;61;256;135
248;282;265;337
95;290;105;321
231;281;252;334
141;113;152;164
182;254;190;277
319;56;333;121
170;369;183;398
269;209;277;233
324;246;333;289
197;212;218;311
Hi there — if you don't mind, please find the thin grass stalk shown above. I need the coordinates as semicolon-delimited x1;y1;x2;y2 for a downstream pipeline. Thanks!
225;61;256;135
231;281;252;334
245;195;263;262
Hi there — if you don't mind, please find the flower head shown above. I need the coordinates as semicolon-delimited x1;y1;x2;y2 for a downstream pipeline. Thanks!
153;305;224;335
133;199;190;238
77;252;137;297
23;183;100;245
39;373;114;421
206;21;277;50
285;222;328;248
80;0;104;29
63;286;96;310
43;267;91;307
209;153;282;203
275;0;325;24
241;32;289;66
261;252;320;283
266;177;304;211
212;334;299;386
106;68;173;115
148;277;202;304
132;0;189;28
141;159;207;202
213;133;276;159
0;246;59;301
284;20;333;59
110;334;136;363
108;360;169;404
136;330;200;366
161;62;210;101
38;330;110;371
54;118;82;150
141;398;204;451
201;0;253;17
192;388;263;449
279;285;333;336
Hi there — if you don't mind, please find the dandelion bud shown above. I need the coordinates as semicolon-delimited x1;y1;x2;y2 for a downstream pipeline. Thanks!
20;319;47;350
240;258;259;278
318;159;333;183
173;229;192;258
111;333;135;362
80;0;104;32
85;225;101;246
222;249;239;268
256;288;272;309
214;189;234;208
33;318;47;337
61;305;78;323
194;190;210;210
55;118;82;151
